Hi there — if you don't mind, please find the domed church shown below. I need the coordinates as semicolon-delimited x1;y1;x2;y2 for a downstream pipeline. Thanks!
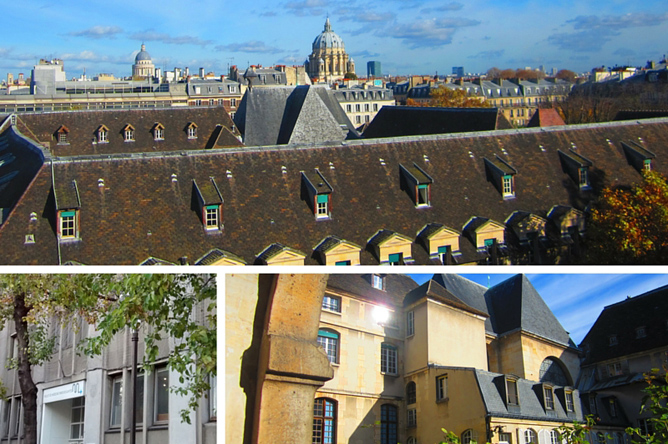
305;18;355;83
132;44;155;79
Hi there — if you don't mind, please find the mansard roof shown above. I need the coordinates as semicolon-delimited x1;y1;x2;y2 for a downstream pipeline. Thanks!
404;279;489;318
2;118;668;264
326;274;419;308
579;284;668;365
14;107;242;156
433;274;573;346
362;106;512;139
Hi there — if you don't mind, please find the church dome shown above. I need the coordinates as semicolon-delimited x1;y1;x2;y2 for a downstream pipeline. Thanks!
135;44;151;62
312;18;345;50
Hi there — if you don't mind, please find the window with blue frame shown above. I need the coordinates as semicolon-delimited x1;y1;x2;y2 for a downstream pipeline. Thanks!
313;398;336;444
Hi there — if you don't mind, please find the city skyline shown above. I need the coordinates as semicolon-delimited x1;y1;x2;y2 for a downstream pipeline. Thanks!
410;273;668;345
1;0;667;80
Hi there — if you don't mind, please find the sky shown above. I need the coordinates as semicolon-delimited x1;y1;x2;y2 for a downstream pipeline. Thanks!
409;272;668;345
1;0;667;81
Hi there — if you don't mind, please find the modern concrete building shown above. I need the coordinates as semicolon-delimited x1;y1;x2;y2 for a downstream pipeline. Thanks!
0;277;217;444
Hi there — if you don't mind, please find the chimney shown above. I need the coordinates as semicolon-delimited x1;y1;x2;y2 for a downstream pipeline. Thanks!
179;256;189;265
199;67;205;78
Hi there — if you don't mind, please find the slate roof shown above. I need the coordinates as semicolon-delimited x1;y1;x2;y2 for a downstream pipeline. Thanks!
579;284;668;365
13;107;242;156
3;118;668;264
326;274;419;307
362;106;512;139
472;368;583;422
234;85;357;146
403;279;489;318
433;274;573;346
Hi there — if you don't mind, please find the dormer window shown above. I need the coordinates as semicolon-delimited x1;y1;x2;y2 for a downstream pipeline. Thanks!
400;163;433;208
301;170;333;220
96;125;109;143
372;274;384;290
484;156;517;199
565;391;575;412
558;149;593;190
153;123;165;141
54;179;81;242
123;124;135;142
609;335;618;346
621;141;656;173
543;385;555;410
186;122;198;139
636;326;647;338
193;178;223;232
506;378;519;406
55;125;69;144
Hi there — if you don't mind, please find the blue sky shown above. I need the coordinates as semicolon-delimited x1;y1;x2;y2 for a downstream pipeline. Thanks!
2;0;667;80
409;273;668;345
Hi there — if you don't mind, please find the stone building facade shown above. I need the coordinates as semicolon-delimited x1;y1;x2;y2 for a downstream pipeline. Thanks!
306;19;355;83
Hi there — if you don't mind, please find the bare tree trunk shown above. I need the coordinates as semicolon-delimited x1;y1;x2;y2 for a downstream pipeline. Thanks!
13;291;38;444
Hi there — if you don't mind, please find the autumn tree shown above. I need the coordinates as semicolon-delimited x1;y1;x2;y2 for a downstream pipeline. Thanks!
556;69;577;82
407;85;491;108
0;273;216;444
584;171;668;264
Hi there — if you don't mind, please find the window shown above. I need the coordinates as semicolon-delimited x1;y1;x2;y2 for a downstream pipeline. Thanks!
636;326;647;338
589;394;597;414
365;103;370;112
406;382;416;404
502;174;514;197
609;335;618;346
97;127;108;143
609;398;617;417
110;376;123;427
230;98;237;107
436;375;448;401
124;126;135;142
565;391;575;412
322;295;341;313
355;104;361;112
154;127;164;140
209;375;217;420
499;432;512;444
209;99;215;106
406;311;414;337
346;104;352;112
134;373;144;424
317;329;339;364
58;132;68;144
644;159;652;171
407;438;417;444
416;184;430;207
313;398;336;444
316;194;329;218
70;397;85;441
524;429;537;444
204;205;220;230
335;260;351;266
407;408;416;428
462;429;478;444
372;275;384;290
373;103;379;112
506;379;519;405
388;253;403;266
1;399;9;437
607;362;623;377
59;210;77;239
9;397;21;437
155;366;169;422
355;115;361;124
380;404;397;444
544;386;554;410
365;115;370;123
380;343;397;374
579;167;589;188
187;123;198;139
549;431;560;444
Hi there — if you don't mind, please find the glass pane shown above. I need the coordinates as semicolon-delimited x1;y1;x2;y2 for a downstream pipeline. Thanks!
156;369;169;421
135;374;144;423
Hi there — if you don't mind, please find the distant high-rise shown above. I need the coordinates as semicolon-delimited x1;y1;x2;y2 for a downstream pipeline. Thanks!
367;61;381;78
452;66;464;77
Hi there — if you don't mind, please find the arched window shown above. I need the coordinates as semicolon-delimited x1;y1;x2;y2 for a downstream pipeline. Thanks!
407;437;417;444
313;398;336;444
317;329;339;364
462;429;478;444
406;381;416;405
380;404;397;444
524;429;537;444
539;357;571;386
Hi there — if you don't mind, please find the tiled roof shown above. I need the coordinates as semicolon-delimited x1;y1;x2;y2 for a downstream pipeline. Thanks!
527;108;566;127
403;279;489;318
326;274;418;307
14;107;242;156
3;118;668;264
